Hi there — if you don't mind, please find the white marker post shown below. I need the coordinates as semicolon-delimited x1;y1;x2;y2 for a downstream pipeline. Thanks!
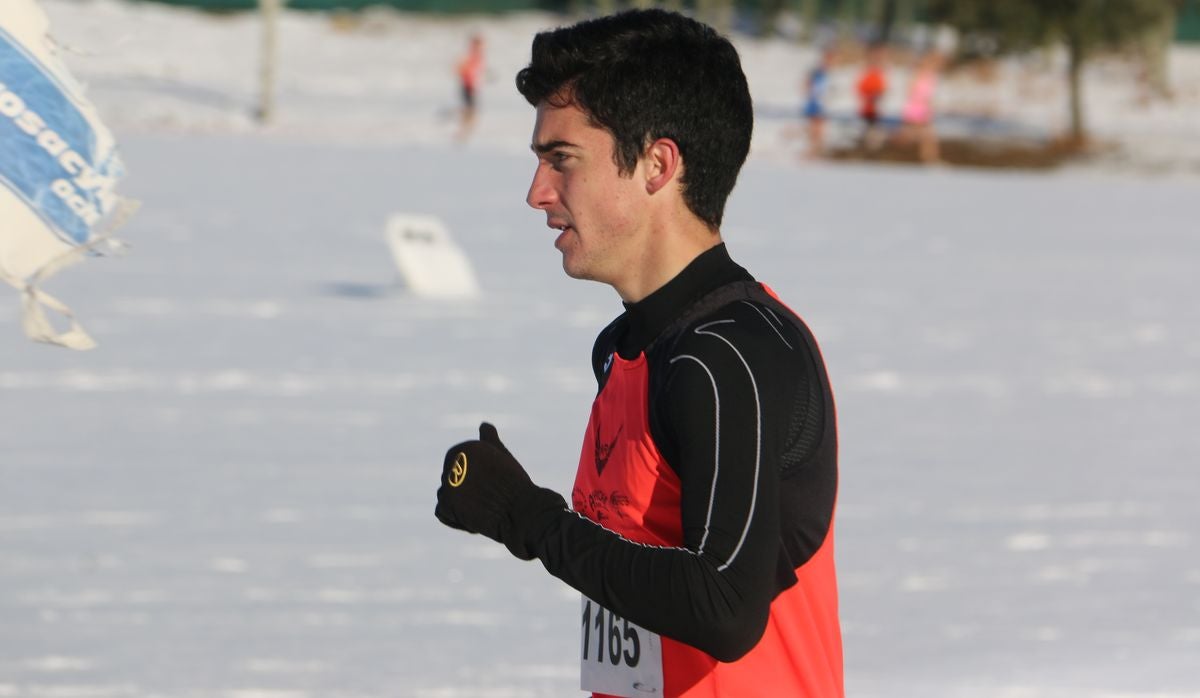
384;214;481;300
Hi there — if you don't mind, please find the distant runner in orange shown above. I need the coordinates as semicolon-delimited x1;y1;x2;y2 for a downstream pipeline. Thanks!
856;42;888;149
456;34;484;140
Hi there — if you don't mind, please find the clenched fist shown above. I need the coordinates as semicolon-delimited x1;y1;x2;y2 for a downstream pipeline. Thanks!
435;422;545;558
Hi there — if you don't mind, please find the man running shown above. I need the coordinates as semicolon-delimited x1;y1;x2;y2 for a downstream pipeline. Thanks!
435;10;843;697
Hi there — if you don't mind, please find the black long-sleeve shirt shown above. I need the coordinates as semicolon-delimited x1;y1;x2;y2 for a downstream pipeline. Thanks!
508;243;838;662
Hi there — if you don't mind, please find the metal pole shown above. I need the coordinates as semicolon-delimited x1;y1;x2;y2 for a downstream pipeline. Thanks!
258;0;281;123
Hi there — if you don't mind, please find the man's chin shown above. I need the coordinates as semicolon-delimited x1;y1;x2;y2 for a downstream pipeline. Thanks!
561;255;594;282
561;261;587;280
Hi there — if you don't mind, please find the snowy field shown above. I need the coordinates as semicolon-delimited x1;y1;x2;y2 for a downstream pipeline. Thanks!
2;2;1200;697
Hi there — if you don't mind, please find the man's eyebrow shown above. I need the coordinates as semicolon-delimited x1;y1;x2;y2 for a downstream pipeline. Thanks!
531;139;578;155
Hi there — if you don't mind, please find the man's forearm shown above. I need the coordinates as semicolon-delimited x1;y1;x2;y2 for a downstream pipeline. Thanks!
512;494;776;662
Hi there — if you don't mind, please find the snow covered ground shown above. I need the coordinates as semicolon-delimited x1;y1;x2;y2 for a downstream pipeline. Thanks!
2;2;1199;697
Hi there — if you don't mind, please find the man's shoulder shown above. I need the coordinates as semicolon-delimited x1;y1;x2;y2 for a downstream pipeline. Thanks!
676;299;796;355
654;282;808;364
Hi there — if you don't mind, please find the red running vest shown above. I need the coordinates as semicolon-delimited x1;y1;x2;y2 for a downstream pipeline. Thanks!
572;349;843;698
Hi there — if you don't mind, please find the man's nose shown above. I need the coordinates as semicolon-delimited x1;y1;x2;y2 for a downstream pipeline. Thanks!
526;166;555;210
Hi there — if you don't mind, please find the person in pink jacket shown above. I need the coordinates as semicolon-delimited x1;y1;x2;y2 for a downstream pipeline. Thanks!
900;50;944;163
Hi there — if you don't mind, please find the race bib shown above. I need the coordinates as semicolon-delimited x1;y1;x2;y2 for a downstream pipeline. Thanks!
580;596;663;697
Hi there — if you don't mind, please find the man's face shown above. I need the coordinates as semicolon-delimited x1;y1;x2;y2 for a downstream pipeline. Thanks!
526;101;647;287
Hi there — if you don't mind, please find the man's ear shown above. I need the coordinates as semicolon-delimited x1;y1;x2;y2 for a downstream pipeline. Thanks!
644;138;682;195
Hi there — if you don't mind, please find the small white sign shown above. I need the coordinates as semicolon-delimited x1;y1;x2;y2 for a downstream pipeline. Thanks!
384;214;480;299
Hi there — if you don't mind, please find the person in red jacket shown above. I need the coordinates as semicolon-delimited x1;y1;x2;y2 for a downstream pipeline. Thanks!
435;10;843;697
856;41;888;150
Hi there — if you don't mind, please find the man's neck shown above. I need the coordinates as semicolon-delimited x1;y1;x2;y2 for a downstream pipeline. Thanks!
615;243;753;357
613;214;722;304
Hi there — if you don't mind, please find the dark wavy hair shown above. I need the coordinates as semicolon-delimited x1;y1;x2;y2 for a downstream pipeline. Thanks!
515;9;753;230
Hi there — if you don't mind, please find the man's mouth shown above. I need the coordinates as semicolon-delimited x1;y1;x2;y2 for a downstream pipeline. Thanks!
549;221;573;248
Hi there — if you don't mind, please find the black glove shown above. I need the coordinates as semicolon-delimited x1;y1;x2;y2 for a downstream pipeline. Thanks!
435;422;539;550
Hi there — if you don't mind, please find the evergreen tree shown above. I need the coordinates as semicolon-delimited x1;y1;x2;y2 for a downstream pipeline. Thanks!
925;0;1176;142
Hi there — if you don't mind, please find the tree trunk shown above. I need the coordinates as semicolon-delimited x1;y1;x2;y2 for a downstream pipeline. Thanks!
837;0;855;44
760;0;787;37
798;0;819;43
877;0;896;42
1065;33;1086;144
697;0;734;35
864;0;885;40
257;0;281;124
893;0;915;43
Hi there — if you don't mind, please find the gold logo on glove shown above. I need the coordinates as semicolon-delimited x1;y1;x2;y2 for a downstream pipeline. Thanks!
449;451;468;487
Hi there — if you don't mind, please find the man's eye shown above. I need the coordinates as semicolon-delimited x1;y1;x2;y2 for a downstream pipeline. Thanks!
551;152;570;168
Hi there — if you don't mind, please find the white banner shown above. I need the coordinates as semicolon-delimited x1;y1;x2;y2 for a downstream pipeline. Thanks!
0;0;135;349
